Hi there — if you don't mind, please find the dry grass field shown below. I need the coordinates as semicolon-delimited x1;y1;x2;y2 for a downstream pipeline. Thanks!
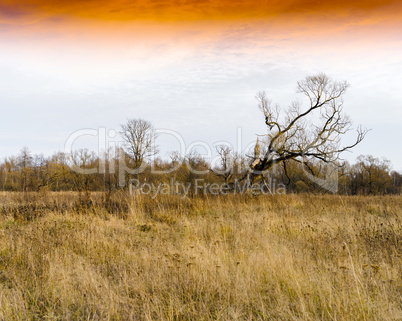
0;192;401;320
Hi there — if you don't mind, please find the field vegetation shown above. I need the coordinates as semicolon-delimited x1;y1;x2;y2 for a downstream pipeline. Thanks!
0;192;401;320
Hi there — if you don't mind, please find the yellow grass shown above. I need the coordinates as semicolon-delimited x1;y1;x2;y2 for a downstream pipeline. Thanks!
0;192;401;320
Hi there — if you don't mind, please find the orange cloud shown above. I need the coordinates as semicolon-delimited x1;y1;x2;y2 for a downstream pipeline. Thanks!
2;0;402;22
1;0;401;52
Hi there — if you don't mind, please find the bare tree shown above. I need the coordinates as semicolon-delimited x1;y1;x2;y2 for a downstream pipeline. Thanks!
212;145;248;184
17;147;33;192
351;155;392;195
213;145;234;183
390;171;402;194
120;118;158;169
69;149;99;200
248;73;368;186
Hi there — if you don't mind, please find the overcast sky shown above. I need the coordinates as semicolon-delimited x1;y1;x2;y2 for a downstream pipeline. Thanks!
1;1;401;170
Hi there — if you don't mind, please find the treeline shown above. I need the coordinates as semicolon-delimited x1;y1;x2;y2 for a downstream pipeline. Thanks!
0;146;400;195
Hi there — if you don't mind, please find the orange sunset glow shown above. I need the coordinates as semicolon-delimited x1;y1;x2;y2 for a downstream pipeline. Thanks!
1;0;402;43
2;0;402;21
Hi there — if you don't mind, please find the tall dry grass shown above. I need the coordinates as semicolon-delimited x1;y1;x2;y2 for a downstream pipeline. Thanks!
0;192;401;320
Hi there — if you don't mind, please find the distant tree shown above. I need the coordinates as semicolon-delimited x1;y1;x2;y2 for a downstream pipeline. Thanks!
2;156;18;190
248;73;368;190
211;145;248;188
69;149;99;202
101;147;120;197
351;155;392;195
213;145;235;184
17;147;34;191
337;161;352;195
120;118;158;171
184;151;210;196
390;171;402;194
44;152;72;190
30;153;46;190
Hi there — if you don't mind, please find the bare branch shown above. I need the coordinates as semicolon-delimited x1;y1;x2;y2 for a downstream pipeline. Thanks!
119;118;158;169
248;73;368;185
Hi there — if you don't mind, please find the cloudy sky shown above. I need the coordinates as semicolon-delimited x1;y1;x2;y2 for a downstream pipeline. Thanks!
1;0;401;170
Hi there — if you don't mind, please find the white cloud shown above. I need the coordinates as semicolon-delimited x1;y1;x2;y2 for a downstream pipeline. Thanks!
0;21;401;169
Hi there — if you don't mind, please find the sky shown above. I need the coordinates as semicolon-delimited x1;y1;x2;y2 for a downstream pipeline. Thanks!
1;0;402;170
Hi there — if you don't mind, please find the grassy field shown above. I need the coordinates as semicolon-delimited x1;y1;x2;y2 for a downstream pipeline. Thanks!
0;192;401;320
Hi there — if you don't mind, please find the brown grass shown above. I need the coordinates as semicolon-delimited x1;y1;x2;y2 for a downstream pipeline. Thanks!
0;192;401;320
